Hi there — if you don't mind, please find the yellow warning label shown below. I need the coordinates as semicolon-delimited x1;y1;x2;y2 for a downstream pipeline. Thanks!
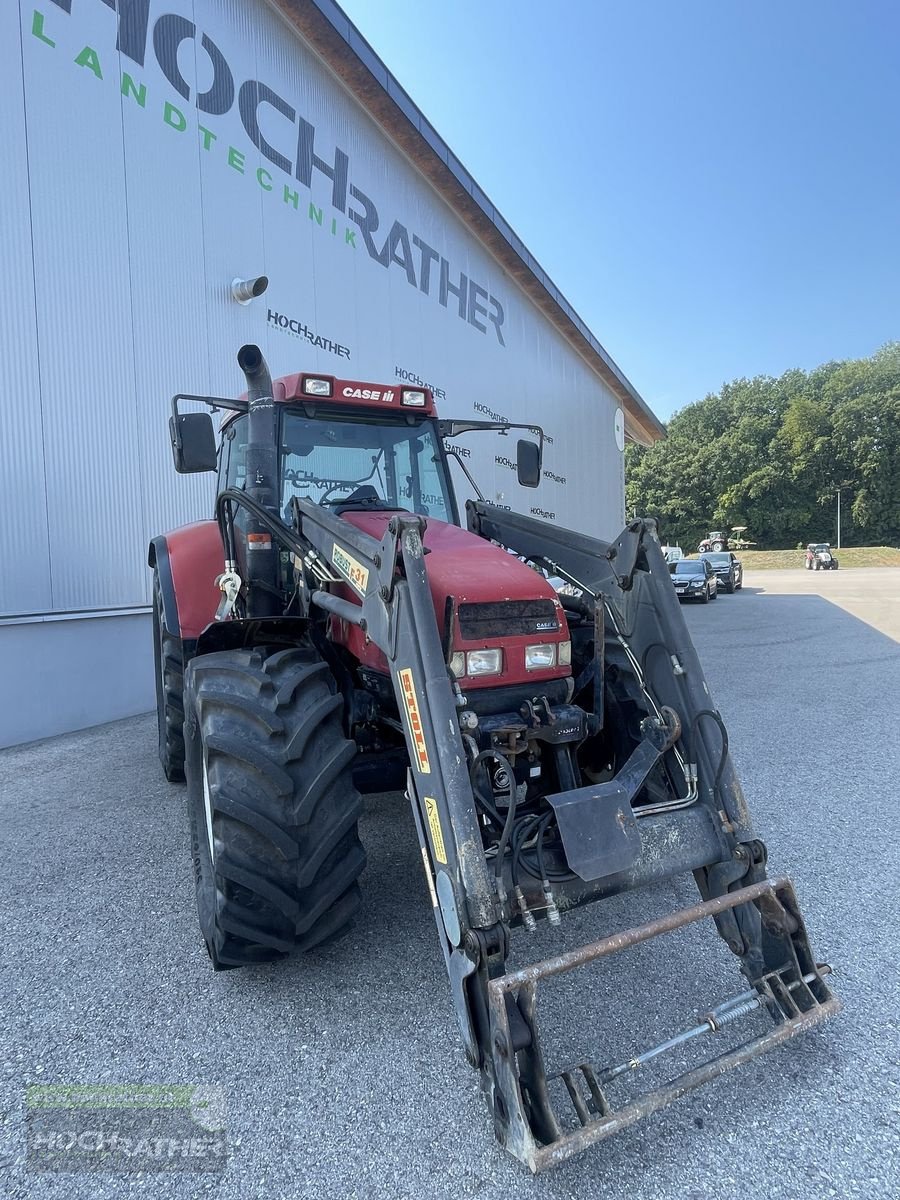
398;667;430;774
424;797;447;864
331;544;369;596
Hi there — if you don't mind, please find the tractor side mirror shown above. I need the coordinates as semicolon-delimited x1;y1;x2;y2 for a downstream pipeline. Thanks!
516;438;542;488
169;412;217;474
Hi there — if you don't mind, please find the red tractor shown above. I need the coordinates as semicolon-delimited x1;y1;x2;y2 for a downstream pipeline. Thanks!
149;346;838;1171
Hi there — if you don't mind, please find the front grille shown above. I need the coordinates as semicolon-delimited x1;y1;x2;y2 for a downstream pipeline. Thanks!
458;600;559;639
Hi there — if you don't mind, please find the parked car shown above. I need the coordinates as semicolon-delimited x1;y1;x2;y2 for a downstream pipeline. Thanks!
805;543;839;571
698;530;728;552
699;551;744;593
662;544;684;564
669;558;718;602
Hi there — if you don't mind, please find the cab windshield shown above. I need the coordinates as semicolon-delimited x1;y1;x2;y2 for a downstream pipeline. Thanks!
279;412;454;520
672;561;705;576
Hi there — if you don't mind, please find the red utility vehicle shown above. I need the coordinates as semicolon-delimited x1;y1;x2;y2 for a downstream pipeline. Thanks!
149;345;837;1171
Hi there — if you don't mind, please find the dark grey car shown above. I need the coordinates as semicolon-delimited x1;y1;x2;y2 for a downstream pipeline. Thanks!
669;558;718;603
699;551;744;593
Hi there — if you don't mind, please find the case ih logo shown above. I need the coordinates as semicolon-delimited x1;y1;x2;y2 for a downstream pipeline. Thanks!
342;386;395;402
38;1;507;347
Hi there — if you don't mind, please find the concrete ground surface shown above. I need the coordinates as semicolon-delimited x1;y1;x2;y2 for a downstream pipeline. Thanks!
2;568;899;1199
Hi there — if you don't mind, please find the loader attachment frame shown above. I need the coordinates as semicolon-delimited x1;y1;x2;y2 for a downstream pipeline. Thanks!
487;876;838;1172
212;488;839;1169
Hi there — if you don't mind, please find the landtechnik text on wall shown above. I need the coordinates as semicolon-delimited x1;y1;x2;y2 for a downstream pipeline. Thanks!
36;1;507;345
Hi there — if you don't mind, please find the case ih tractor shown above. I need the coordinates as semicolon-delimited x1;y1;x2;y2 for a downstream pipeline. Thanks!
697;530;728;553
149;346;838;1171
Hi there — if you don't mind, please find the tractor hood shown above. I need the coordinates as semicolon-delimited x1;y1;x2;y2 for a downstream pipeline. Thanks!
340;510;562;608
337;510;570;690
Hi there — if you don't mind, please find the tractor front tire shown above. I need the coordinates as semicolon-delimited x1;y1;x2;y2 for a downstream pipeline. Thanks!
184;645;365;970
153;572;185;782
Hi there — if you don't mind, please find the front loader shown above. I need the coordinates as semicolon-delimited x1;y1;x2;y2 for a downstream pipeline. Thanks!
149;345;839;1171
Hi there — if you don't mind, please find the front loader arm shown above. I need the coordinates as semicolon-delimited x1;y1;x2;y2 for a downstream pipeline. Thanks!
214;489;839;1172
467;501;755;843
218;489;499;932
217;490;506;1059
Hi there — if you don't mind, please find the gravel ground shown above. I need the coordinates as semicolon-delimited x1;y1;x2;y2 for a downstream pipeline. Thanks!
2;569;899;1198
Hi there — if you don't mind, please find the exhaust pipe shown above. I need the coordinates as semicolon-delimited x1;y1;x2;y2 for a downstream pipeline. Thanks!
232;275;268;305
237;344;279;616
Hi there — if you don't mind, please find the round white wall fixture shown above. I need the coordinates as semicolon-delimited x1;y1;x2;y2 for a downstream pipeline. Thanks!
614;407;625;452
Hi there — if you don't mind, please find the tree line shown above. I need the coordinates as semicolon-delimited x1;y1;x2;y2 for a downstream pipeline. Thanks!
625;343;900;550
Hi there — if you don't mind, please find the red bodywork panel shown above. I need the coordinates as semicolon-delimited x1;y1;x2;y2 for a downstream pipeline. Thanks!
155;512;570;692
334;512;570;690
158;521;223;639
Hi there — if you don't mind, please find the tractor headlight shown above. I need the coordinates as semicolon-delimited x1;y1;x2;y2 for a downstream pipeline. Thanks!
466;649;503;677
525;643;556;671
302;376;332;396
449;651;466;679
401;388;427;407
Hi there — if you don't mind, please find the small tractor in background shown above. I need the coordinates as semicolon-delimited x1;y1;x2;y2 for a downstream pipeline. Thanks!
697;530;728;553
698;528;757;553
806;543;839;571
149;346;838;1171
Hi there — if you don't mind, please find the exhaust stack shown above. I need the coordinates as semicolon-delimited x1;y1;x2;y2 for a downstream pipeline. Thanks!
237;344;279;616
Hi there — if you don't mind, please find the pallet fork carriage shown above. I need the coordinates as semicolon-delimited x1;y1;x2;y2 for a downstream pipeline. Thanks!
153;347;838;1170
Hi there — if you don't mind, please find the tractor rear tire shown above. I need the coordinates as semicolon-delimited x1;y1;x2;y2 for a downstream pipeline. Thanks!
184;645;365;970
153;572;185;782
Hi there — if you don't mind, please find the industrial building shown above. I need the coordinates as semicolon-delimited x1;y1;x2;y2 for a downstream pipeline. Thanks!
1;0;663;747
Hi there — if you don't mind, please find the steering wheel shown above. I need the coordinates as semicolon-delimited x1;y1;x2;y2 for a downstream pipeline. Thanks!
325;484;381;507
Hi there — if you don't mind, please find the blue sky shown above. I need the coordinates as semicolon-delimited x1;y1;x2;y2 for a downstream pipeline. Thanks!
339;0;899;420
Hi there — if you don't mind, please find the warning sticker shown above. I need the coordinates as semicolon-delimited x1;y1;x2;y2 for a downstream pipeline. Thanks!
331;544;369;596
398;667;430;774
424;797;447;864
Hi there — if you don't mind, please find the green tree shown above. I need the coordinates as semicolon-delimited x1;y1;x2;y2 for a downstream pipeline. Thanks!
626;343;900;549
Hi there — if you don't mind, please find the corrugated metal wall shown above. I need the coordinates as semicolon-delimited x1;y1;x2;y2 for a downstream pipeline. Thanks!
2;0;627;630
2;4;52;616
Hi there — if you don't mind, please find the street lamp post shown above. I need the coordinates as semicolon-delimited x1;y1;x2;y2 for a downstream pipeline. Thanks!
837;489;841;550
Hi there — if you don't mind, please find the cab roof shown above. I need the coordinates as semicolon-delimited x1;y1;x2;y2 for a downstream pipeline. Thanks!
237;373;435;417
